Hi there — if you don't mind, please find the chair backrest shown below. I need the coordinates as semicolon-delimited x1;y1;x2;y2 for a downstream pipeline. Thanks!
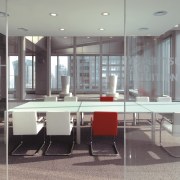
172;113;180;136
100;96;114;102
162;113;180;136
12;111;43;135
64;96;78;102
92;112;118;136
157;96;172;102
46;111;73;136
136;96;149;102
44;96;57;101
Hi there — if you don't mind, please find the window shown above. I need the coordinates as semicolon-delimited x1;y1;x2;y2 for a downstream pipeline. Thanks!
162;37;171;95
76;56;100;92
25;56;36;89
9;56;18;89
102;56;124;91
51;56;69;90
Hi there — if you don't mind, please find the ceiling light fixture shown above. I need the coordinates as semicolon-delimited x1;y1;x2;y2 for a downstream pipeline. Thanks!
60;28;65;31
138;27;149;31
153;10;168;16
17;27;28;32
49;13;58;17
99;28;105;31
174;24;179;28
101;12;110;16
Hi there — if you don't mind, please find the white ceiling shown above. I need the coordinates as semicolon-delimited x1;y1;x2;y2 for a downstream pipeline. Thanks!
0;0;180;36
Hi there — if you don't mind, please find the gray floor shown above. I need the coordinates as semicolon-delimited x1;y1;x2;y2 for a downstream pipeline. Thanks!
1;95;180;180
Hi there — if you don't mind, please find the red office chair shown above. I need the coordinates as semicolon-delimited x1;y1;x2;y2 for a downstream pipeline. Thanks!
100;96;114;101
90;112;119;156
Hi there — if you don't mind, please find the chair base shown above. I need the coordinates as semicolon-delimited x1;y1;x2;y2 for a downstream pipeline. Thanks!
44;140;75;156
90;141;119;156
160;118;180;158
160;144;180;158
11;140;45;156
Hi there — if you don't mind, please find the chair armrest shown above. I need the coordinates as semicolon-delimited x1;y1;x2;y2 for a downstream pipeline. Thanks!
37;116;44;122
70;117;74;124
162;117;172;124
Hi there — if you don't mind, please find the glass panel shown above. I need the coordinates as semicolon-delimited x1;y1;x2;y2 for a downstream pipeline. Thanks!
51;56;70;91
57;56;69;90
0;0;7;179
126;1;180;179
102;56;124;93
51;56;58;90
76;55;100;93
9;56;18;90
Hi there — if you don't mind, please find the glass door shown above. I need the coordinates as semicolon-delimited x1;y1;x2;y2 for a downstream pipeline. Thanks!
0;0;7;179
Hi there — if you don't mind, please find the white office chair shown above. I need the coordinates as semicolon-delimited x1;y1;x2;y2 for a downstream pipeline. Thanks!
156;96;172;122
44;96;58;101
45;111;74;156
134;96;150;125
64;95;84;125
157;96;172;102
160;113;180;157
64;95;78;102
11;111;45;156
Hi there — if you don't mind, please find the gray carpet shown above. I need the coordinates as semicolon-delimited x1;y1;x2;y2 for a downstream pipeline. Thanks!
1;123;180;180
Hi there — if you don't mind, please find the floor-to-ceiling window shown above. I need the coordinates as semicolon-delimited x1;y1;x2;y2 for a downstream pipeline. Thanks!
76;55;100;93
162;37;171;95
51;56;70;91
25;56;36;90
9;56;18;90
102;56;124;92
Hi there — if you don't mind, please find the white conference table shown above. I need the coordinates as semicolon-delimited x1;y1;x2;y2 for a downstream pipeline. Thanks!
79;101;152;143
9;101;81;112
136;101;180;143
6;101;82;144
7;101;151;144
6;101;180;144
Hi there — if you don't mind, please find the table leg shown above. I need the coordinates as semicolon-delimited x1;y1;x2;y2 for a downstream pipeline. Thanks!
3;111;7;144
76;112;81;144
133;113;137;126
151;113;156;143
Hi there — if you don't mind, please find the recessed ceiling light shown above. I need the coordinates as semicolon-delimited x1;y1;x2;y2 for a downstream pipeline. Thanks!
101;12;110;16
49;13;58;17
138;27;149;31
86;36;90;38
17;27;28;32
0;11;9;17
153;10;168;16
99;28;105;31
174;24;179;28
60;28;65;31
64;36;68;39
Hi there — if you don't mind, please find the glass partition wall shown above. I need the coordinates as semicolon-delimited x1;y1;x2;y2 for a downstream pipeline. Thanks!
3;0;180;180
0;0;7;179
126;1;180;179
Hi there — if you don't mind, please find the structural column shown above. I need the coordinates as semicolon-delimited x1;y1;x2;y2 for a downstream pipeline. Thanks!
16;37;26;100
46;37;51;96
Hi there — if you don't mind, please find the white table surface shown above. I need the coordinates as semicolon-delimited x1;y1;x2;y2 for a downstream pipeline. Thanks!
7;101;82;144
9;101;81;112
136;102;180;113
79;101;151;113
7;101;180;144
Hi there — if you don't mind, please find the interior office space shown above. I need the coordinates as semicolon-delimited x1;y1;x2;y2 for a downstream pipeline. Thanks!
1;0;180;180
